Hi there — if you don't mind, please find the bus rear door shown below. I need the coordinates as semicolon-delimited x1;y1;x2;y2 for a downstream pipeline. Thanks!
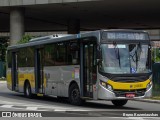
35;48;44;94
11;52;18;91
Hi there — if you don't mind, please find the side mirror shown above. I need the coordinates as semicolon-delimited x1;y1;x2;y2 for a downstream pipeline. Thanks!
97;45;102;59
97;59;102;64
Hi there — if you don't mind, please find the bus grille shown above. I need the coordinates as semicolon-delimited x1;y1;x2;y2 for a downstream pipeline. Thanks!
112;76;148;82
114;89;146;97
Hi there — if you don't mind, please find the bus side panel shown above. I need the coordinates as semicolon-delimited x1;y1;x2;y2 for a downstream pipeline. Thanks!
18;67;27;92
59;65;80;97
27;67;36;94
18;67;35;93
44;66;60;96
6;68;12;90
44;65;80;97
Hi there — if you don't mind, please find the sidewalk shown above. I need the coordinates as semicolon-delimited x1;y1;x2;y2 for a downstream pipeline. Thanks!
132;98;160;104
0;81;6;83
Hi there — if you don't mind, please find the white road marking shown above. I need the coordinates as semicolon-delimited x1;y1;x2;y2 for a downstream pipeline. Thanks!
0;99;90;111
0;100;24;105
26;107;38;110
1;105;13;108
54;109;67;111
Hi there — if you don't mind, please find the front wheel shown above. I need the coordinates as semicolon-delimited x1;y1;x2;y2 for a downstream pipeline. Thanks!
69;84;84;106
111;100;128;106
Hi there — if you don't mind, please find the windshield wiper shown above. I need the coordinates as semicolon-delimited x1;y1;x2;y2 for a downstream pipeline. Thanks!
129;43;142;72
135;42;142;70
113;42;121;68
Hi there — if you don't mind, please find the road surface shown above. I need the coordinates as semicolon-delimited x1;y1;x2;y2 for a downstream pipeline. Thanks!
0;81;159;120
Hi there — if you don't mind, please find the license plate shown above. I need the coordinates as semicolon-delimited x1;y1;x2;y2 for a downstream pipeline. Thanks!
126;93;135;98
133;84;143;89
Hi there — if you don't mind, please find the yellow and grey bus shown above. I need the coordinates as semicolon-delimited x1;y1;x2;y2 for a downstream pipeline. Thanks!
7;30;152;106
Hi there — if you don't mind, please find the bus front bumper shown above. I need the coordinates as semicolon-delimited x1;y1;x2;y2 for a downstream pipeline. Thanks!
98;84;152;100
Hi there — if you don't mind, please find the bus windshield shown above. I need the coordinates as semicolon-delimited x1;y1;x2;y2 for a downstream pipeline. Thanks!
99;43;151;74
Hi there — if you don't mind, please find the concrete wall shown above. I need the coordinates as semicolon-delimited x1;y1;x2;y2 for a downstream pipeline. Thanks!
0;0;95;6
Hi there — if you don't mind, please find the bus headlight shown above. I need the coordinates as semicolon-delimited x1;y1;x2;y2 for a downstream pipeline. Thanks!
100;80;106;87
100;80;113;91
146;81;152;91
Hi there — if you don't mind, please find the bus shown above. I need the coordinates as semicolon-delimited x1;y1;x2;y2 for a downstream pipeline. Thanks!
7;30;152;106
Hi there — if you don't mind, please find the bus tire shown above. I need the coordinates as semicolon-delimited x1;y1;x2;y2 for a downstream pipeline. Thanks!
69;83;83;106
24;82;32;98
111;100;128;106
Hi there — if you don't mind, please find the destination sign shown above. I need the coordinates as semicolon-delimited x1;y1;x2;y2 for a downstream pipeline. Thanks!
102;31;149;41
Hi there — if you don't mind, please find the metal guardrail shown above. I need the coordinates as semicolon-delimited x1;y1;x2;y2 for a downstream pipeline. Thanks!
0;61;5;78
152;63;160;96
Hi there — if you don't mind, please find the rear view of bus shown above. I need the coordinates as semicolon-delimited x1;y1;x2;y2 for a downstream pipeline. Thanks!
98;30;152;106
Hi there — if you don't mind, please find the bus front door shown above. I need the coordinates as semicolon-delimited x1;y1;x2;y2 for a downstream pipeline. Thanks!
83;41;97;98
11;52;18;91
35;48;44;94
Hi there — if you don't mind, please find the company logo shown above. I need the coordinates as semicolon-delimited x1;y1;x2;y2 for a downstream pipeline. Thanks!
1;112;42;118
2;112;11;117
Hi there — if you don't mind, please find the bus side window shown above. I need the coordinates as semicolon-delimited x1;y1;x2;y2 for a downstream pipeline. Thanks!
44;44;55;66
27;47;34;67
17;48;27;67
55;42;66;66
67;41;80;65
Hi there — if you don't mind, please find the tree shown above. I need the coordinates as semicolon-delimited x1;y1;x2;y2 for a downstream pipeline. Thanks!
17;35;33;44
0;38;8;62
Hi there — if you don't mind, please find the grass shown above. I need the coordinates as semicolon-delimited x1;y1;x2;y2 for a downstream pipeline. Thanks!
151;96;160;100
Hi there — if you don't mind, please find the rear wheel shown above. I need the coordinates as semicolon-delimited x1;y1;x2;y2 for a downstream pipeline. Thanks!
111;100;128;106
24;82;32;98
69;83;84;106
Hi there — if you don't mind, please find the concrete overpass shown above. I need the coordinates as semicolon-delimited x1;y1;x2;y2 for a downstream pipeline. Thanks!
0;0;160;44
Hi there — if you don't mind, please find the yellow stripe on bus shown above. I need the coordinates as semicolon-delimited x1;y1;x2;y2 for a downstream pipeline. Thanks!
107;79;150;90
7;73;46;90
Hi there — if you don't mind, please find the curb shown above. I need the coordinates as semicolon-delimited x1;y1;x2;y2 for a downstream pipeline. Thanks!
132;99;160;104
0;81;6;83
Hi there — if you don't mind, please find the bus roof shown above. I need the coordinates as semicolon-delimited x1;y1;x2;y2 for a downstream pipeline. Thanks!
8;30;100;50
7;29;148;50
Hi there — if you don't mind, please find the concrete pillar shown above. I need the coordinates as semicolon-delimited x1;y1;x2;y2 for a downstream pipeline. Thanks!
10;7;25;45
68;19;80;34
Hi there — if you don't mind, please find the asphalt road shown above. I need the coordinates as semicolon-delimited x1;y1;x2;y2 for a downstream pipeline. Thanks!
0;81;160;120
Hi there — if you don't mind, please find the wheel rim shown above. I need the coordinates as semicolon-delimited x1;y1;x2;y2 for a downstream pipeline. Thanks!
71;89;79;102
26;85;30;96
